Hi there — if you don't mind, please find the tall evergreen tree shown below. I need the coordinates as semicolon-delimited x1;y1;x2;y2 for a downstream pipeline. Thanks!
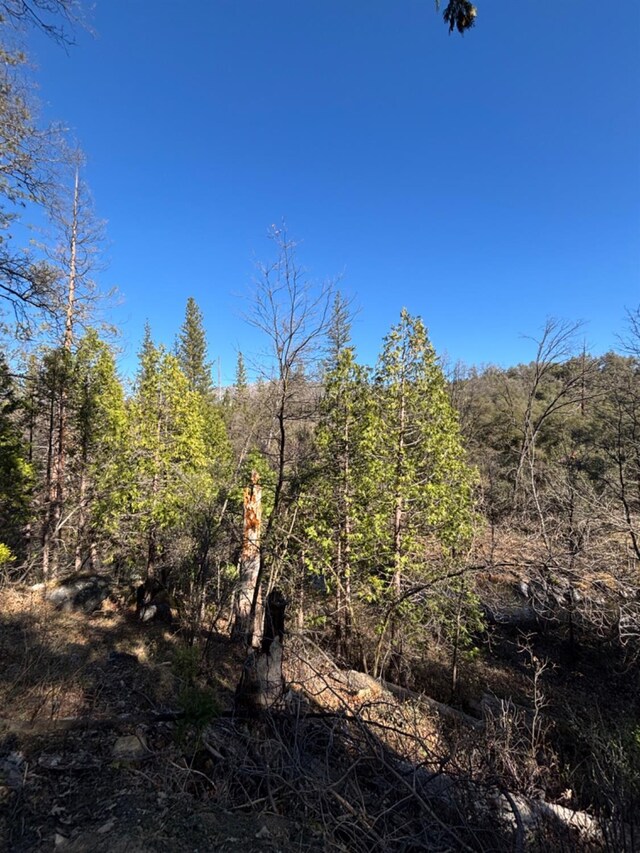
302;308;478;669
369;310;477;673
325;292;353;369
374;310;476;582
69;330;128;571
39;163;104;578
305;305;374;653
235;351;247;394
128;326;230;576
177;297;212;396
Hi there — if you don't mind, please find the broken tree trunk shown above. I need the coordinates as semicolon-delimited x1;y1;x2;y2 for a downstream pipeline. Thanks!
232;471;262;644
235;589;287;716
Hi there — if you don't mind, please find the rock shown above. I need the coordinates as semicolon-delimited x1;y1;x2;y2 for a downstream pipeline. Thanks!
112;733;147;761
344;670;382;700
97;818;116;835
46;574;112;613
255;825;271;839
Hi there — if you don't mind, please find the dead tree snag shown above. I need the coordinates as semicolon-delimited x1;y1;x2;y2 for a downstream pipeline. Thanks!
235;589;287;716
232;471;262;644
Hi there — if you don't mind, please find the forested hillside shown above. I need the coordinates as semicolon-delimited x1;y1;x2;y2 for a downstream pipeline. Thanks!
0;3;639;851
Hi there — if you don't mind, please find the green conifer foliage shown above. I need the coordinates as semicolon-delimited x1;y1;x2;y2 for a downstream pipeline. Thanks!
177;297;213;396
235;351;247;394
70;330;129;567
325;292;353;368
308;345;375;649
0;352;32;562
367;310;479;676
128;326;230;575
301;294;376;650
374;309;476;580
302;308;479;669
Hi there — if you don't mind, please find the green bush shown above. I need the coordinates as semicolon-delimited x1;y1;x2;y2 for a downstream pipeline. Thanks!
0;543;15;566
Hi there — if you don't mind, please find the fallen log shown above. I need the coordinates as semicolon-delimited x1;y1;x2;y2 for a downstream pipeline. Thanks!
393;757;602;847
380;677;484;730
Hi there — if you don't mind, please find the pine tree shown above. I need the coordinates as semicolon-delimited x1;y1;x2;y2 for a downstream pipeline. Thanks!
325;292;353;369
40;164;103;578
38;345;71;578
369;310;477;675
177;297;213;396
306;335;374;653
303;308;478;666
70;330;128;571
128;326;230;577
235;351;247;394
375;309;475;579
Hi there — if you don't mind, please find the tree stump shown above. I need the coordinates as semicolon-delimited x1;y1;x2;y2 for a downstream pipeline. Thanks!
235;589;287;716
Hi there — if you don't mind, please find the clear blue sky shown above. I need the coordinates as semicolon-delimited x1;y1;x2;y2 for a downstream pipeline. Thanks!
27;0;640;381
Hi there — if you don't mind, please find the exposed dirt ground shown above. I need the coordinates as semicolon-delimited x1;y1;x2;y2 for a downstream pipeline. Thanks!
2;584;638;851
0;588;313;852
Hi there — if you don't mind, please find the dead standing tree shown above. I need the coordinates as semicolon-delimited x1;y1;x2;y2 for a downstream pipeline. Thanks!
41;162;105;578
232;470;262;643
232;228;333;712
511;319;591;543
235;588;287;715
243;225;333;645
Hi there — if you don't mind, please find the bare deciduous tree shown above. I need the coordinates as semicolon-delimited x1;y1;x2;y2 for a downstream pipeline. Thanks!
512;319;593;539
241;225;334;644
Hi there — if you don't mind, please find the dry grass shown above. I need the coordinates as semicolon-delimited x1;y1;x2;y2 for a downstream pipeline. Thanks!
0;585;178;724
1;583;634;851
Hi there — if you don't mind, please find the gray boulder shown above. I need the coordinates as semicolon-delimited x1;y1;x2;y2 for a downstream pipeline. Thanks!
46;574;112;613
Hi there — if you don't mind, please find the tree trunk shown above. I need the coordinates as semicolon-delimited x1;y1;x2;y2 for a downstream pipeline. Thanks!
74;460;88;573
235;588;287;715
42;170;80;579
232;471;262;643
392;377;406;597
50;368;68;577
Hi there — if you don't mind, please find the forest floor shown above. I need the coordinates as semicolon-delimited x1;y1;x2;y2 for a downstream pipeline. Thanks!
0;587;304;852
1;584;638;851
